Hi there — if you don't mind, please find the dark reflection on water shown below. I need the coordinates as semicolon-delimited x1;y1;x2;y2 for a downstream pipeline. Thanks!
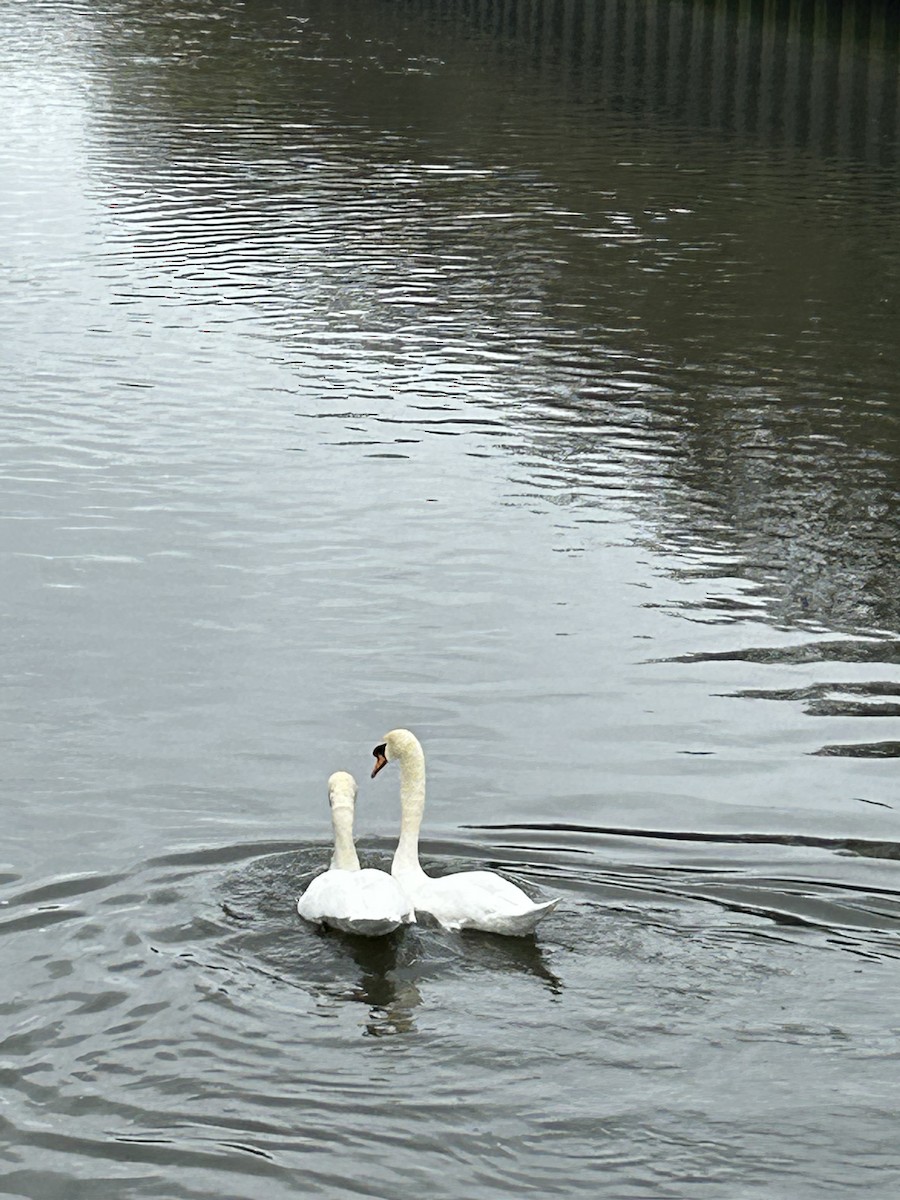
422;0;900;164
3;0;900;1196
78;0;900;641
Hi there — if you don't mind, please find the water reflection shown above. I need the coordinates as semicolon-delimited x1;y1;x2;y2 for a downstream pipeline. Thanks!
312;930;423;1037
216;847;564;1036
76;0;900;648
310;919;564;1035
410;0;900;165
659;638;900;756
422;923;565;996
5;1;900;1194
468;823;900;958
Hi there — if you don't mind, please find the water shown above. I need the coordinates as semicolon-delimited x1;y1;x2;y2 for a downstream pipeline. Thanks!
2;0;900;1195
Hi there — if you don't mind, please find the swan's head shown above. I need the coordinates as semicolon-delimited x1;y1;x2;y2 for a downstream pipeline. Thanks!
327;771;357;810
371;728;420;778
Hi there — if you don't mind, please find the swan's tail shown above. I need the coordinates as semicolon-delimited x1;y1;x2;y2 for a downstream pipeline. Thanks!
493;897;560;937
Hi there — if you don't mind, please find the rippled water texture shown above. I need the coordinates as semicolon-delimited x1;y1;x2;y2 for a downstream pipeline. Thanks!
2;1;900;1197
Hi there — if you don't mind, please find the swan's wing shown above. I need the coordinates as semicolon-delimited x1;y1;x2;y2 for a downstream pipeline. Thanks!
458;870;537;906
298;868;413;926
355;868;416;924
420;870;556;932
296;869;337;922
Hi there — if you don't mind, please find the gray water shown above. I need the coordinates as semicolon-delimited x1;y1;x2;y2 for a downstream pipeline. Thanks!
2;0;900;1196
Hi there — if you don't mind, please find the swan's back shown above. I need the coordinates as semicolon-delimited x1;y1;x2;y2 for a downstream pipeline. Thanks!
298;867;414;936
409;869;559;936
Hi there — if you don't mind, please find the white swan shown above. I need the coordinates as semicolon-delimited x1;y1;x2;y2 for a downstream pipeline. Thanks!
371;729;559;936
296;771;415;937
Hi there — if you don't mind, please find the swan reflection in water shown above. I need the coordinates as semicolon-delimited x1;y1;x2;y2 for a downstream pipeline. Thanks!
313;929;423;1037
310;917;563;1037
220;846;563;1039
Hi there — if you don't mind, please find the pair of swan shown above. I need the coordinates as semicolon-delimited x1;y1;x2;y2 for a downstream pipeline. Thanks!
296;729;559;937
295;771;415;936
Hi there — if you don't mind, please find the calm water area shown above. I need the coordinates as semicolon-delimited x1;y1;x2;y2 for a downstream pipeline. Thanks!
2;0;900;1196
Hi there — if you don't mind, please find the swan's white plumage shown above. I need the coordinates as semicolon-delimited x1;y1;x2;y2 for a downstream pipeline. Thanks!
296;771;415;937
371;730;560;936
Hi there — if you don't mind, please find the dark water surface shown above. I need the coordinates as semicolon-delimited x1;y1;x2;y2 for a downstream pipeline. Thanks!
3;1;900;1196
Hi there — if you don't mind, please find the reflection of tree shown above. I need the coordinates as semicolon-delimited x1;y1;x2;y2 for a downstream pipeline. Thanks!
85;0;900;636
650;390;900;632
93;0;900;154
518;383;900;634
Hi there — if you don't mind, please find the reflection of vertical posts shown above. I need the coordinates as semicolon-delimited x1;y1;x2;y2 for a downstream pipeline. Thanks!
445;0;900;169
499;0;512;41
782;0;805;154
526;0;539;64
501;0;513;40
656;0;671;116
666;0;685;112
601;0;620;101
582;0;598;99
622;0;639;106
864;1;899;165
808;0;831;157
505;0;519;66
889;8;900;163
487;0;500;41
561;0;577;91
757;0;780;144
863;4;885;163
686;0;709;128
710;0;731;132
517;0;527;63
540;0;553;74
533;0;546;71
733;0;755;137
644;0;660;116
835;2;858;159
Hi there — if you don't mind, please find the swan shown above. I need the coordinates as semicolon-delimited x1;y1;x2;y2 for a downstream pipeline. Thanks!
296;771;415;937
371;729;559;936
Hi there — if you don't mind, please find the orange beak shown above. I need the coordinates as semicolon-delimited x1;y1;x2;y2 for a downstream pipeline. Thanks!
371;753;388;778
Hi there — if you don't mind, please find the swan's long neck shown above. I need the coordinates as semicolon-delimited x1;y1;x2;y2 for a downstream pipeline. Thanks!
391;738;428;884
330;804;360;871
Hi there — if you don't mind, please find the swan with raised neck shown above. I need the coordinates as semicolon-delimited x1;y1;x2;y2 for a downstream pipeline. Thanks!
327;770;361;871
296;771;415;937
371;729;559;936
371;728;429;889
